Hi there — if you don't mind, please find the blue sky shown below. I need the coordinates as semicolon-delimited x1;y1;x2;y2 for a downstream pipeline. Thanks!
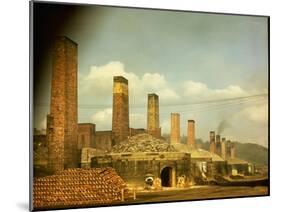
34;6;268;146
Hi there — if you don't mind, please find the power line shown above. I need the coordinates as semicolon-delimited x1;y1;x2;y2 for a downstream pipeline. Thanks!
34;93;268;109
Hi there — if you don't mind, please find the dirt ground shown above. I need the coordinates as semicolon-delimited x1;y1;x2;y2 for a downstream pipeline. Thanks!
126;186;268;204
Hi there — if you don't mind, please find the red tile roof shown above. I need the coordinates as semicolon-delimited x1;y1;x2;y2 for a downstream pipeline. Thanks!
33;168;128;209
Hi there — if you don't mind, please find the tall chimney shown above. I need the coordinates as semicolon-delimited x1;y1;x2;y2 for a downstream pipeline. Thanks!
112;76;129;145
209;131;216;153
187;120;196;149
170;113;180;144
147;93;161;138
215;135;221;156
221;137;226;159
226;140;231;158
47;36;78;173
230;142;236;158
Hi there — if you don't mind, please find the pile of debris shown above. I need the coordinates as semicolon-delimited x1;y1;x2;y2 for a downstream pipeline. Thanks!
112;133;177;153
33;168;128;209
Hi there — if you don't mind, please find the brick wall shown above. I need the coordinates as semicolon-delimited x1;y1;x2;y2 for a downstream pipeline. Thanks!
170;113;180;144
77;123;95;149
187;120;196;148
209;131;216;153
47;36;78;173
112;76;129;145
147;94;161;138
95;131;113;151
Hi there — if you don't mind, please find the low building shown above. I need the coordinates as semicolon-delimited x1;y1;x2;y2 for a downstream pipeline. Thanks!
226;158;254;176
89;134;191;188
173;143;227;178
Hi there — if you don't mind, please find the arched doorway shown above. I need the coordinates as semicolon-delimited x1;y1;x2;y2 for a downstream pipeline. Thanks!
161;167;173;187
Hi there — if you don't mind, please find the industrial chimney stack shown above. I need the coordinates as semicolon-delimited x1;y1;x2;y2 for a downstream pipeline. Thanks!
226;140;231;158
47;36;78;173
147;93;161;138
112;76;130;145
209;131;216;153
215;135;221;156
170;113;180;144
230;142;236;159
221;137;226;159
187;120;196;149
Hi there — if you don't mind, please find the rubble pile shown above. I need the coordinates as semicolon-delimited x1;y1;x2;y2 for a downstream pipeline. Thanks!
112;133;177;153
33;168;128;209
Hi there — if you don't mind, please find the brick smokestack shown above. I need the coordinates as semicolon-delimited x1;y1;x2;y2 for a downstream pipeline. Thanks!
209;131;216;153
226;140;231;158
230;142;236;158
221;137;226;159
147;94;161;138
112;76;129;145
170;113;180;144
215;135;221;156
47;36;78;173
187;120;196;149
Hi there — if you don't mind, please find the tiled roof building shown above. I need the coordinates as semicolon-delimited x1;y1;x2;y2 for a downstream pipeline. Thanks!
33;168;128;209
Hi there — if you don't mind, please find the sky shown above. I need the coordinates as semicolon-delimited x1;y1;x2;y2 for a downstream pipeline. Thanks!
33;4;268;147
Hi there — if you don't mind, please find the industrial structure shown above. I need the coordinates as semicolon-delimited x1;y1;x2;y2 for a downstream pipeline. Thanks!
147;93;161;138
46;36;78;173
33;36;259;207
170;113;180;144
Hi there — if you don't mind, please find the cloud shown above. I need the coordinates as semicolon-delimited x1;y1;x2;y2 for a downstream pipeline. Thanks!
91;107;147;131
79;61;179;105
182;80;248;100
91;108;112;130
160;119;170;135
79;61;267;146
236;103;268;124
130;113;146;129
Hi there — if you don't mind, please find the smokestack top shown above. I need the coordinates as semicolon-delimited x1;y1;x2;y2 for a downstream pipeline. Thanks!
55;36;78;46
171;113;180;116
210;131;215;135
188;120;195;123
113;76;128;84
148;93;159;99
222;137;226;142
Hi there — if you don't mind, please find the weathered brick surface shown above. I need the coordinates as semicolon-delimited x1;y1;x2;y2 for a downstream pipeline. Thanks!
77;123;95;150
129;128;146;137
147;94;161;138
221;137;226;159
215;135;221;156
209;131;216;154
187;120;196;148
47;36;78;173
226;140;231;158
112;76;129;145
95;131;113;151
170;113;180;144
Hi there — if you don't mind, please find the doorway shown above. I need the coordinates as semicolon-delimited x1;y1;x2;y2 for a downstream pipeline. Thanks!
161;167;173;187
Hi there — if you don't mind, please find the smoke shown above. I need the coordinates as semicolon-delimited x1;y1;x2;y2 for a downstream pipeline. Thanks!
217;120;231;134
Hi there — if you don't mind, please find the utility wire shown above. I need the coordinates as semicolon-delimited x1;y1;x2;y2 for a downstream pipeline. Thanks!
34;93;268;109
